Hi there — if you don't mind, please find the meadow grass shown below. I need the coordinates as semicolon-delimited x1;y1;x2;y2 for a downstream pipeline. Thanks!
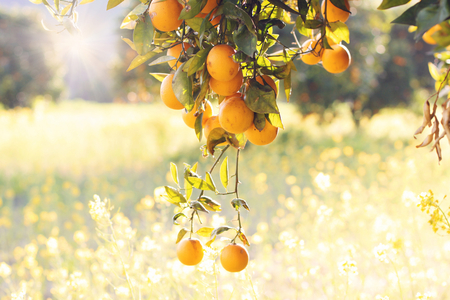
0;100;449;299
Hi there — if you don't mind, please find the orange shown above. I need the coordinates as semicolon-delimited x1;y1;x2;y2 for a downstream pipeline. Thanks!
210;69;243;96
207;44;240;82
182;100;213;129
321;44;351;74
423;24;442;45
201;0;219;14
321;0;350;23
218;96;254;134
301;39;322;65
255;75;277;96
220;243;249;272
204;115;227;145
177;238;204;266
149;0;183;32
167;42;192;70
244;118;278;146
160;74;185;110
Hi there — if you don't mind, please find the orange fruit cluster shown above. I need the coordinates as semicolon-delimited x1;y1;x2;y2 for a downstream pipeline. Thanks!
300;0;351;74
177;239;249;273
159;43;280;147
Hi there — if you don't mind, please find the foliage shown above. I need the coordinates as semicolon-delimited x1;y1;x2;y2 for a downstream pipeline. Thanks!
0;8;64;108
379;1;450;162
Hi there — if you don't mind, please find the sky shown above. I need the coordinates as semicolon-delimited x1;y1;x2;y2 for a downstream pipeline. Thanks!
0;0;131;102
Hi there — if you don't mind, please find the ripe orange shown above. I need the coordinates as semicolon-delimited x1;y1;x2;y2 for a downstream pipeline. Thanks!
301;39;323;65
207;44;240;82
149;0;183;32
210;69;243;96
160;74;185;110
245;118;278;146
220;243;249;272
167;42;192;70
255;75;277;96
218;96;254;134
321;44;351;74
182;100;213;129
177;238;204;266
204;115;227;146
423;24;442;45
321;0;350;23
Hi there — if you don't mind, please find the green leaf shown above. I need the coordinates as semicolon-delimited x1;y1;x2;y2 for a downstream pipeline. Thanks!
121;37;136;51
149;73;169;82
107;0;125;10
330;0;350;12
304;19;322;29
257;18;286;33
176;228;189;244
415;4;442;39
196;227;215;237
179;0;207;20
231;198;250;211
267;113;284;129
266;0;300;15
295;16;309;36
194;76;211;106
238;232;250;246
127;51;157;72
121;3;148;29
133;14;154;55
429;63;440;81
186;177;216;191
210;226;235;238
173;212;187;225
190;200;210;213
233;25;257;57
55;0;60;12
377;0;410;10
195;113;203;141
206;235;216;247
183;47;212;76
223;2;257;35
170;162;179;185
254;113;266;132
207;128;229;155
328;21;350;44
199;196;221;212
148;55;176;66
205;172;217;192
164;186;187;206
220;156;228;189
297;0;308;16
228;133;247;150
173;63;194;111
185;17;205;32
60;4;72;15
199;12;216;46
391;0;436;25
185;179;193;200
245;78;279;114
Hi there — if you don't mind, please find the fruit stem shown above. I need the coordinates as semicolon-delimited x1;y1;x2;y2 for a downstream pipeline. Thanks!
189;210;195;238
196;145;230;201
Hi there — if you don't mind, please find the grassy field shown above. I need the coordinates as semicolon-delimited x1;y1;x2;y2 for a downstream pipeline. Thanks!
0;100;450;299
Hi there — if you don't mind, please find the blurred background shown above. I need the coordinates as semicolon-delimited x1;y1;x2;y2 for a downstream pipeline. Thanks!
1;1;450;299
